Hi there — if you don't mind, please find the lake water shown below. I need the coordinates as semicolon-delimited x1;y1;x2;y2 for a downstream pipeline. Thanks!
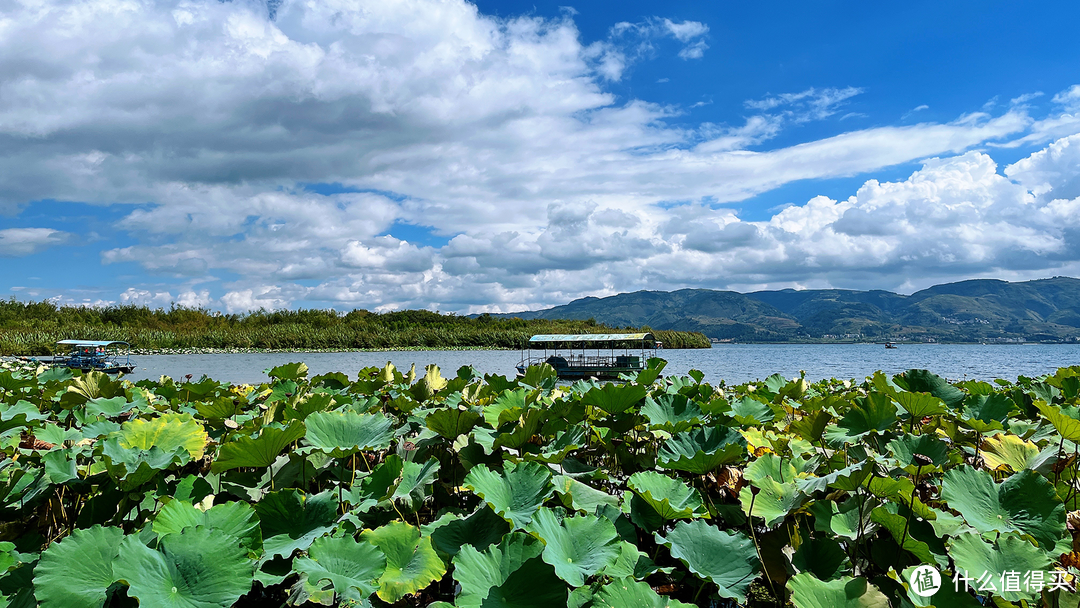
121;343;1080;386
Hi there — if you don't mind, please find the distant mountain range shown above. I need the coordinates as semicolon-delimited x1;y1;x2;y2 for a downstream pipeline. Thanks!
483;277;1080;343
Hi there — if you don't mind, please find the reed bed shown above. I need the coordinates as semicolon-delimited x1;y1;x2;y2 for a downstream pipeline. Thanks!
0;299;710;354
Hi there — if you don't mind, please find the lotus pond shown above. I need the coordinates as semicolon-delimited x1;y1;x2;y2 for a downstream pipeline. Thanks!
3;358;1080;607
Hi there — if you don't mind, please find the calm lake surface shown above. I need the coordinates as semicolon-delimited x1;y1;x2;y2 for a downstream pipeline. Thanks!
123;343;1080;386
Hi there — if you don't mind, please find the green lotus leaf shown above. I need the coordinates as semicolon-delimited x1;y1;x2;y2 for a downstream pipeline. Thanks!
303;411;394;458
361;521;446;603
980;433;1045;472
115;526;254;608
463;461;554;529
887;434;949;473
826;393;897;444
865;475;934;520
961;393;1014;428
66;371;125;403
212;420;306;472
346;455;403;508
35;422;81;447
795;460;873;495
452;532;567;608
743;453;816;485
940;466;1065;550
0;401;48;435
894;369;965;409
588;578;695;608
641;393;704;433
293;534;386;601
626;471;707;520
286;392;335;420
580;383;647;415
116;412;208;459
520;362;559;389
42;448;78;484
195;396;245;420
1036;401;1080;442
810;496;878;540
729;396;775;425
529;426;586;464
35;525;124;608
267;362;308;381
655;519;759;602
526;508;620;587
430;505;510;557
256;489;339;559
86;396;137;418
392;458;440;512
484;388;528;428
552;474;619;514
101;437;190;489
600;541;666;580
895;392;948;418
153;499;262;555
657;426;746;474
948;532;1051;603
740;477;805;528
787;573;890;608
869;503;948;568
788;409;833;443
891;564;982;608
425;407;482;440
790;535;849;581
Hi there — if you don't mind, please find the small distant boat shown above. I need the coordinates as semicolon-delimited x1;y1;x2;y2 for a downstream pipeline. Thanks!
39;340;136;374
517;333;660;380
884;341;898;349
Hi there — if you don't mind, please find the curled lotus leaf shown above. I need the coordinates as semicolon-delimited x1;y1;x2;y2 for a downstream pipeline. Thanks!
526;508;620;587
655;519;759;603
303;411;395;458
588;578;695;608
787;573;890;608
948;532;1052;603
212;420;306;472
361;521;446;604
293;535;386;601
452;532;567;608
641;393;703;433
35;525;124;608
626;471;707;520
657;426;746;474
463;461;554;529
117;412;208;459
114;525;254;608
256;489;339;559
940;466;1066;550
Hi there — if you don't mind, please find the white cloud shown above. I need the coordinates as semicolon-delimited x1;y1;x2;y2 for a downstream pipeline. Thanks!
2;0;1079;312
0;228;71;256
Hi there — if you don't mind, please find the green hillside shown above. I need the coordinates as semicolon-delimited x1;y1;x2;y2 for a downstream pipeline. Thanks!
490;277;1080;343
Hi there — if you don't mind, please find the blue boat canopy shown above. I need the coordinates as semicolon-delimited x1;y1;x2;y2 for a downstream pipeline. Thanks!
528;333;654;343
56;340;130;347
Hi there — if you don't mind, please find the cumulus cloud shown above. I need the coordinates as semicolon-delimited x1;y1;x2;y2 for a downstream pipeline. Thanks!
3;0;1079;312
0;228;72;256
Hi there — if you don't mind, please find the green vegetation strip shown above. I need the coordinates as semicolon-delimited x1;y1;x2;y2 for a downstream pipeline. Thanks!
3;357;1080;607
0;299;710;355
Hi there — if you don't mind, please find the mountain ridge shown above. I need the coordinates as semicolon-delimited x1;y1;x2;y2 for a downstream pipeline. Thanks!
482;277;1080;343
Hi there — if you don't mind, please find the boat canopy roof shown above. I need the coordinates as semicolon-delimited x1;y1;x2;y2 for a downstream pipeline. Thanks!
56;340;130;347
528;333;654;343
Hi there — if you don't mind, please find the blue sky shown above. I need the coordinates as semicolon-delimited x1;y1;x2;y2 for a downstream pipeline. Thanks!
3;0;1080;312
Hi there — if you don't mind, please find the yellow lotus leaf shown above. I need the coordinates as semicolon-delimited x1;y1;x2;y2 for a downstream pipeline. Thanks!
981;433;1039;472
118;413;208;459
